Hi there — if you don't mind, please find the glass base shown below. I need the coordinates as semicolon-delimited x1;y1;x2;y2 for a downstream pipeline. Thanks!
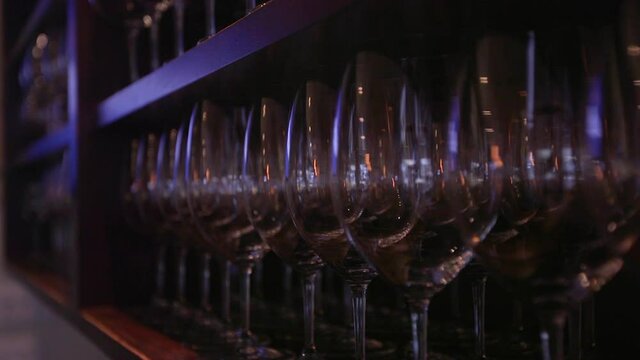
163;303;194;338
398;344;457;360
425;321;517;360
182;313;231;353
232;341;295;360
254;346;295;360
488;338;538;360
316;323;396;359
366;304;411;342
251;301;299;347
198;346;294;360
297;352;325;360
194;330;292;360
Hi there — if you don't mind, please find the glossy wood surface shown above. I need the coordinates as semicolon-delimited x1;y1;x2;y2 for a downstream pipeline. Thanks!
8;264;198;360
82;306;199;360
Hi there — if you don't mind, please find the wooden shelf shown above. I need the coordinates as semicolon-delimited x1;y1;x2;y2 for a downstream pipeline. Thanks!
8;0;57;67
8;263;71;308
14;125;70;166
8;264;198;360
97;0;355;128
80;307;199;360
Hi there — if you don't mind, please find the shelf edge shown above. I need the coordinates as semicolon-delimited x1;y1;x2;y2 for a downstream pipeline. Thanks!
97;0;354;127
14;125;70;166
7;264;71;308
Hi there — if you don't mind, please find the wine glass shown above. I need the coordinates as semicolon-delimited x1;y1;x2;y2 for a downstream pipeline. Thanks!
180;121;236;350
143;131;205;340
147;128;196;338
243;96;325;359
43;153;73;279
469;34;538;360
245;0;257;15
473;23;640;360
88;0;148;81
330;51;503;360
122;134;177;327
153;125;227;351
619;1;640;225
286;79;393;360
185;100;290;359
172;124;215;326
137;0;173;69
39;30;68;134
89;0;180;79
184;102;238;349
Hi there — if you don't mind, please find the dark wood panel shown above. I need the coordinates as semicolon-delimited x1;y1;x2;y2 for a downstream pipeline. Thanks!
97;0;356;127
68;0;116;308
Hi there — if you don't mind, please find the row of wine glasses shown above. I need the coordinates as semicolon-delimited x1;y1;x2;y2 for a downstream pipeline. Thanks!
89;0;264;83
124;118;294;358
21;152;73;278
121;2;640;359
19;30;68;135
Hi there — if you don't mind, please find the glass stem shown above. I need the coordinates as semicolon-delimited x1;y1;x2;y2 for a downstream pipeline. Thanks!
349;283;369;360
513;299;524;333
450;278;461;320
153;244;167;302
539;311;567;360
472;275;487;359
568;305;582;360
315;271;323;318
343;282;353;327
245;0;256;15
301;271;319;357
235;262;259;358
239;263;254;339
127;27;140;81
253;259;264;300
176;246;187;303
150;13;161;70
410;302;429;360
205;0;216;37
174;0;185;56
221;260;232;324
583;297;596;354
200;252;212;310
283;265;293;308
323;269;337;318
